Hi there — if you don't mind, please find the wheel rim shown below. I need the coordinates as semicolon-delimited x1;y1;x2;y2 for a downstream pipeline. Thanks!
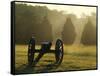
55;39;64;64
28;37;35;66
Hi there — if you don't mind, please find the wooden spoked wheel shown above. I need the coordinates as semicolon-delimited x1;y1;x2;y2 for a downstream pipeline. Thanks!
28;37;35;66
55;39;64;65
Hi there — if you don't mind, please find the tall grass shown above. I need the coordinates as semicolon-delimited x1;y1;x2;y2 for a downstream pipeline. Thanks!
15;44;97;74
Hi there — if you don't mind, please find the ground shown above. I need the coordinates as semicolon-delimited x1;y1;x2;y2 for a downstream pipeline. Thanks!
15;44;97;74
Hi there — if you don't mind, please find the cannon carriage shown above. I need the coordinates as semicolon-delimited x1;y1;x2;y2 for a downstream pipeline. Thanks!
28;36;64;66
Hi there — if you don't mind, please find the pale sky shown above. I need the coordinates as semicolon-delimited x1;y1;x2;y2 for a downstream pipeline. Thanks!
16;2;96;18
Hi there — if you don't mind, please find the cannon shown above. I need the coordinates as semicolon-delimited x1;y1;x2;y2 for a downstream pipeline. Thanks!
28;36;64;66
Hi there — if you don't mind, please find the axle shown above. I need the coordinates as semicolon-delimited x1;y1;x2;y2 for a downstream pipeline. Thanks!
34;49;55;53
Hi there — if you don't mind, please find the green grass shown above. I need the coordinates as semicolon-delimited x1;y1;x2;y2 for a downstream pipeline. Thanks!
15;44;97;74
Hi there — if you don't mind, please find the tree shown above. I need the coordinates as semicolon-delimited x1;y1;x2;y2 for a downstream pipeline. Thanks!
62;17;76;44
15;3;52;44
34;16;53;44
81;20;96;45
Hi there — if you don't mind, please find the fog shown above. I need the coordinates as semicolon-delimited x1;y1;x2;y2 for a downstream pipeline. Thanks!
47;10;96;44
15;2;96;45
27;2;96;45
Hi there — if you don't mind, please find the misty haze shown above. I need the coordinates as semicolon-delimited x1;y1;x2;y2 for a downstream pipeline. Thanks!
14;2;97;74
15;2;96;45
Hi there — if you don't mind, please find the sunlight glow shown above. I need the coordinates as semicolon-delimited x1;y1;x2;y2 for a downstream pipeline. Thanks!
16;2;96;18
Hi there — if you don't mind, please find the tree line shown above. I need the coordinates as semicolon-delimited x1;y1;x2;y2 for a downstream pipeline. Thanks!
15;3;96;45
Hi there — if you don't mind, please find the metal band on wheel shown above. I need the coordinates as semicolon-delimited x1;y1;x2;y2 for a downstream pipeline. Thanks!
28;37;35;66
55;39;64;65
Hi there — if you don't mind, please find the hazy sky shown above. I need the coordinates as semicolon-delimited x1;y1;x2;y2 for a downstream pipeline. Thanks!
16;2;96;18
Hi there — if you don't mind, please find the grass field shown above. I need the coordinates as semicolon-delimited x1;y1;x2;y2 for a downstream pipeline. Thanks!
15;44;97;74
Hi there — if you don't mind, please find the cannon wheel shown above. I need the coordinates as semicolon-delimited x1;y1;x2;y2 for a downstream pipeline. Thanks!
28;37;35;66
55;39;64;65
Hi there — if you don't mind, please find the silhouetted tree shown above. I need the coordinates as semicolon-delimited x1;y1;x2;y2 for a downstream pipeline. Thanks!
35;16;53;44
62;17;76;44
15;4;52;44
81;20;96;45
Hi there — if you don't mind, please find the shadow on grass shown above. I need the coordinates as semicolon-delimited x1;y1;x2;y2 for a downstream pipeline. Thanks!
40;63;60;73
15;62;60;74
15;64;35;74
